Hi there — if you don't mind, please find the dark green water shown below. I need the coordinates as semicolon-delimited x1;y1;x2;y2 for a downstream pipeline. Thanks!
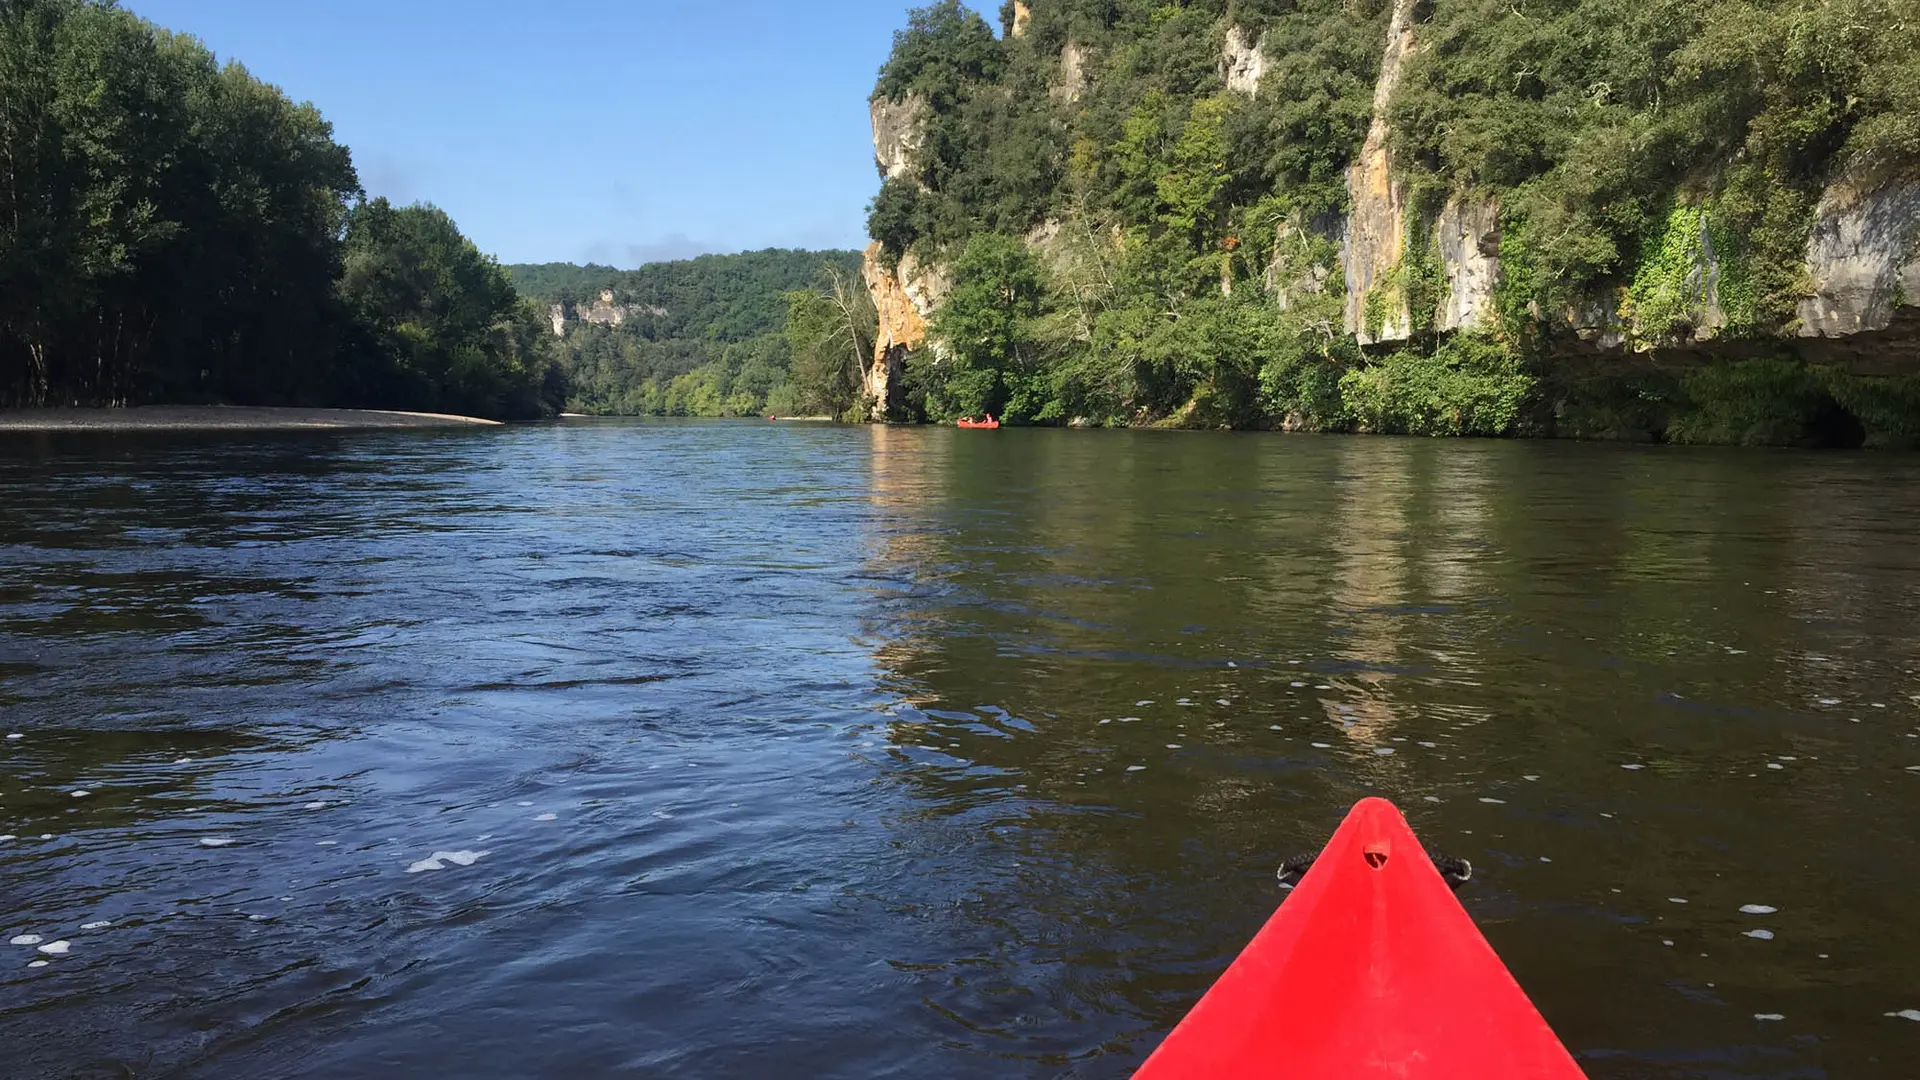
2;420;1919;1078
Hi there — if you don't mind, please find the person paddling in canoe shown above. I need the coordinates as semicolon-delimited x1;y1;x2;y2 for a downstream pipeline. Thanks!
956;413;999;429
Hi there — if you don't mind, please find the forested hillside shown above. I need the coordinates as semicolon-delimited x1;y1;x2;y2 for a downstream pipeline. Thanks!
508;250;872;417
862;0;1920;444
0;0;564;420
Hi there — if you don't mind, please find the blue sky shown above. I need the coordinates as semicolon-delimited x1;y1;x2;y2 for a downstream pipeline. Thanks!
124;1;986;267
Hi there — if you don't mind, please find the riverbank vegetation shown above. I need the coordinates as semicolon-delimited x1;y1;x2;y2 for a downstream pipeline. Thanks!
507;250;867;418
0;0;564;420
867;0;1920;445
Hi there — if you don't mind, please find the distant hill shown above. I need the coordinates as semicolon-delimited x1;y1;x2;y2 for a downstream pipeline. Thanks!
505;248;864;417
507;249;862;343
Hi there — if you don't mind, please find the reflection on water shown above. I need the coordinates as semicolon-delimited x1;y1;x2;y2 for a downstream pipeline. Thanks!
3;422;1919;1078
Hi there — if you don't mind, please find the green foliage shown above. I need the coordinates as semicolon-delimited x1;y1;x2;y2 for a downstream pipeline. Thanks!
1666;358;1858;446
920;232;1048;421
1625;203;1709;345
874;0;1005;105
1336;336;1534;436
784;267;879;419
0;0;561;420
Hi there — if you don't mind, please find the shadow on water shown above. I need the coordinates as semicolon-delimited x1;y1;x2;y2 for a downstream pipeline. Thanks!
1;421;1917;1078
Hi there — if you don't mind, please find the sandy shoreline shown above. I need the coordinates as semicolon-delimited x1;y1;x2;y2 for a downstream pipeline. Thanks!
0;406;502;432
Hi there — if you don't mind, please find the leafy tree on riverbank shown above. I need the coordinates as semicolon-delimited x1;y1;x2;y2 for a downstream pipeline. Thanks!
0;0;563;420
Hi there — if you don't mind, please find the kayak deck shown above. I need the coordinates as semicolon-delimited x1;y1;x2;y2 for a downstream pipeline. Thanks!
1134;797;1586;1078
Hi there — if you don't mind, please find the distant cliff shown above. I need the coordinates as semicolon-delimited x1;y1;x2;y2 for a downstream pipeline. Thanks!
860;0;1920;445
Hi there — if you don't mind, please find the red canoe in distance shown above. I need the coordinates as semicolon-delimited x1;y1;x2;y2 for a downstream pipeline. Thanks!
955;415;1000;429
1133;797;1587;1079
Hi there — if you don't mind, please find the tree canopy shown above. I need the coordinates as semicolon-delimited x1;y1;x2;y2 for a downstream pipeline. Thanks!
0;0;563;420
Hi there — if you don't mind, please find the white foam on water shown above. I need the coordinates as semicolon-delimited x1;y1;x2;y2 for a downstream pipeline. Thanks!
303;802;328;811
36;941;68;955
405;849;489;873
1744;929;1775;940
1419;741;1438;748
1290;681;1306;688
1315;685;1332;691
1374;748;1395;756
476;833;494;841
0;836;14;842
1269;725;1282;731
199;838;235;847
1165;744;1182;750
10;935;43;946
1766;763;1785;770
316;840;337;846
1118;717;1141;723
1777;755;1797;761
1098;719;1111;725
1601;813;1614;818
1176;699;1194;706
1135;701;1153;706
516;801;533;807
70;790;90;798
533;813;557;821
1621;764;1645;771
249;914;268;922
1523;775;1540;781
1754;1013;1785;1021
1311;742;1332;749
38;834;52;840
1818;698;1841;706
1540;857;1552;863
1478;798;1505;805
1226;661;1237;668
1423;796;1441;803
1126;765;1146;772
1669;897;1689;904
1887;1009;1920;1022
79;921;110;930
173;757;191;764
1873;703;1887;709
5;734;21;741
1741;904;1778;914
27;959;47;968
1216;699;1231;706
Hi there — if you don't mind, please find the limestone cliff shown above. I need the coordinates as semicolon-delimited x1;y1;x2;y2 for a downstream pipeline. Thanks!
547;289;661;338
871;94;929;182
1221;27;1266;97
1432;199;1501;334
1342;0;1419;345
861;244;949;418
1798;178;1920;337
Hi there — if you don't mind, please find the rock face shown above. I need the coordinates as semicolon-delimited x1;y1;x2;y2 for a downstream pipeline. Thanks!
1057;42;1089;103
1798;178;1920;337
546;289;646;337
871;94;928;181
861;243;949;419
1342;0;1420;345
1433;199;1501;333
1221;27;1266;97
1010;1;1031;38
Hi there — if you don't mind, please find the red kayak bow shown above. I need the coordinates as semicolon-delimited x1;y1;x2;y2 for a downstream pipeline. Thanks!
1134;797;1586;1079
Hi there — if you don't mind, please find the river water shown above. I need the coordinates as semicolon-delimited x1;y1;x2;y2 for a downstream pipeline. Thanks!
2;419;1918;1078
